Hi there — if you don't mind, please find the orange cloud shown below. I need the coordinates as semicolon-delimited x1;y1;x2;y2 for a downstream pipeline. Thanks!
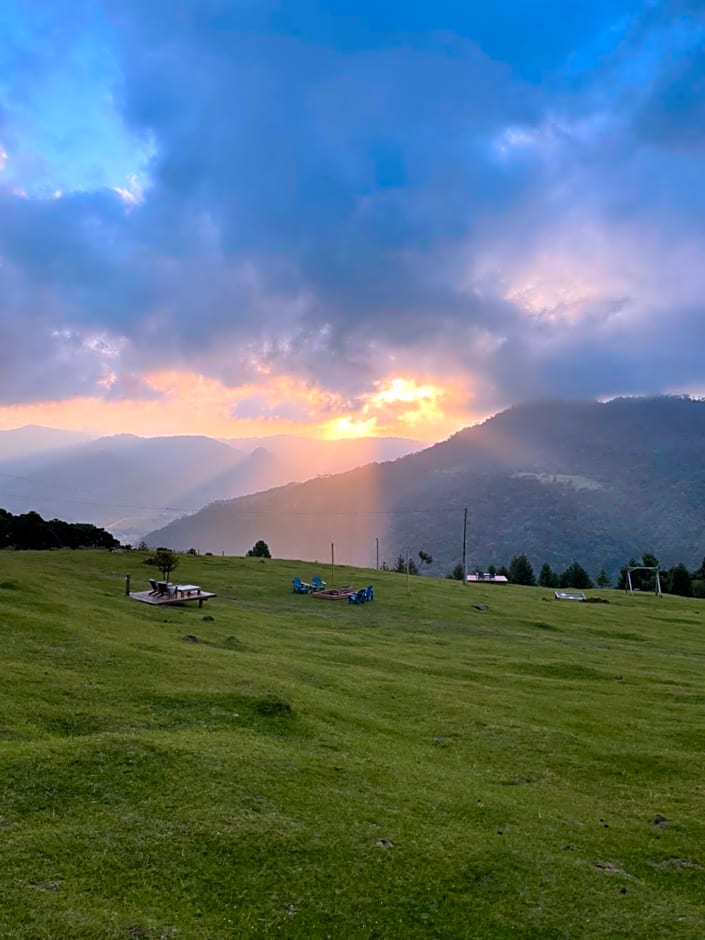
0;369;483;441
321;375;478;440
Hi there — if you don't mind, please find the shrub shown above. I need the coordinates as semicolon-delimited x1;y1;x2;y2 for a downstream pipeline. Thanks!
446;563;464;580
247;540;271;558
691;579;705;599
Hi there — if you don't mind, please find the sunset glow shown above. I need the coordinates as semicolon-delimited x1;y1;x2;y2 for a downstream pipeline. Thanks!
0;1;703;442
0;370;475;442
372;378;439;406
322;417;379;440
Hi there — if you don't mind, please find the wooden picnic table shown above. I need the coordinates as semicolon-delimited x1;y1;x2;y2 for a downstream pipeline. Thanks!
175;584;202;598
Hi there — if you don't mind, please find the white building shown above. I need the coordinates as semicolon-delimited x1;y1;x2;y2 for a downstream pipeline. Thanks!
466;572;509;584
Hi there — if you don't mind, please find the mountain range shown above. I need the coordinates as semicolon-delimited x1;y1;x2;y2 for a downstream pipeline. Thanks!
145;397;705;578
0;428;421;543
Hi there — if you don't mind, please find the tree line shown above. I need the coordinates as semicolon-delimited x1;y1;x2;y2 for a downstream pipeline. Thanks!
615;553;705;598
381;552;433;575
443;550;705;597
0;509;119;550
6;514;705;599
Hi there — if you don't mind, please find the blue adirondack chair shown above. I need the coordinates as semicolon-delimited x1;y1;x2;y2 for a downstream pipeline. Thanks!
311;576;327;591
292;577;310;594
348;588;367;604
364;585;374;601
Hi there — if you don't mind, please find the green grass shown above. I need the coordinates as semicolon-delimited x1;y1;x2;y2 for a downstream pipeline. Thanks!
1;550;705;938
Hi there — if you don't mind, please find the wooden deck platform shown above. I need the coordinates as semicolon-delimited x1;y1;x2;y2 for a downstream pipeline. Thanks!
130;590;216;608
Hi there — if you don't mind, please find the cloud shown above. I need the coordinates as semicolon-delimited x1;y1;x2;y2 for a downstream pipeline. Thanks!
231;393;313;423
0;0;704;424
0;313;110;404
636;42;705;150
100;371;162;402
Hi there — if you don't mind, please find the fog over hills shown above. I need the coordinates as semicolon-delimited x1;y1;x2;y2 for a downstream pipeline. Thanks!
146;397;705;578
220;435;425;477
0;426;95;460
0;432;421;543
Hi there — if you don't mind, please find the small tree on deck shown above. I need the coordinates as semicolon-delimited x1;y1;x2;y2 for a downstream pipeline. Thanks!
151;548;179;582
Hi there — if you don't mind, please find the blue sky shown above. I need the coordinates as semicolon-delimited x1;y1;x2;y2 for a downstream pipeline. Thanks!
0;0;704;438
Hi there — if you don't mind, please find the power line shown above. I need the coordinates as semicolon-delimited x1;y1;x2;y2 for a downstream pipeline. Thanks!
0;489;465;517
0;470;466;516
0;469;110;499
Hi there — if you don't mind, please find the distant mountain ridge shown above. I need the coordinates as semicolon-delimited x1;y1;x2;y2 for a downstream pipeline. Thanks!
145;397;705;578
0;430;421;543
0;425;95;460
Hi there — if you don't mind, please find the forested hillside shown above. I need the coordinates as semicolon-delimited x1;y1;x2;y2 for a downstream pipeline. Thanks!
146;397;705;578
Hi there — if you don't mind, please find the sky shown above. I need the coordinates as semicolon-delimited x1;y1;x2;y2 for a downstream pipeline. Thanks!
0;1;704;442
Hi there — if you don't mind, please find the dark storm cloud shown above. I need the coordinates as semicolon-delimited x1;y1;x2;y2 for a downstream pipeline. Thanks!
1;0;705;410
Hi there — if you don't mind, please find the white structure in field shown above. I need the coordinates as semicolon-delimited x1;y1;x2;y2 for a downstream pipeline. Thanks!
466;572;509;583
626;566;662;596
555;591;586;601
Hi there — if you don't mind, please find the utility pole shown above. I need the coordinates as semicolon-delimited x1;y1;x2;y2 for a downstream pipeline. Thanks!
376;537;379;570
462;507;468;584
331;542;335;587
406;547;410;594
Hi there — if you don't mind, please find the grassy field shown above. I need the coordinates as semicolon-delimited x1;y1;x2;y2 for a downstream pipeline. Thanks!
1;550;704;939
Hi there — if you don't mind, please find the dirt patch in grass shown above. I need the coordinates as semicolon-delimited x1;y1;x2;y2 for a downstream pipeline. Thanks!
654;858;703;871
594;861;631;877
651;814;671;828
29;880;61;892
126;927;176;939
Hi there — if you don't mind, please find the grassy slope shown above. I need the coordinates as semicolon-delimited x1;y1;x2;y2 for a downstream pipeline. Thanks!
1;551;704;939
